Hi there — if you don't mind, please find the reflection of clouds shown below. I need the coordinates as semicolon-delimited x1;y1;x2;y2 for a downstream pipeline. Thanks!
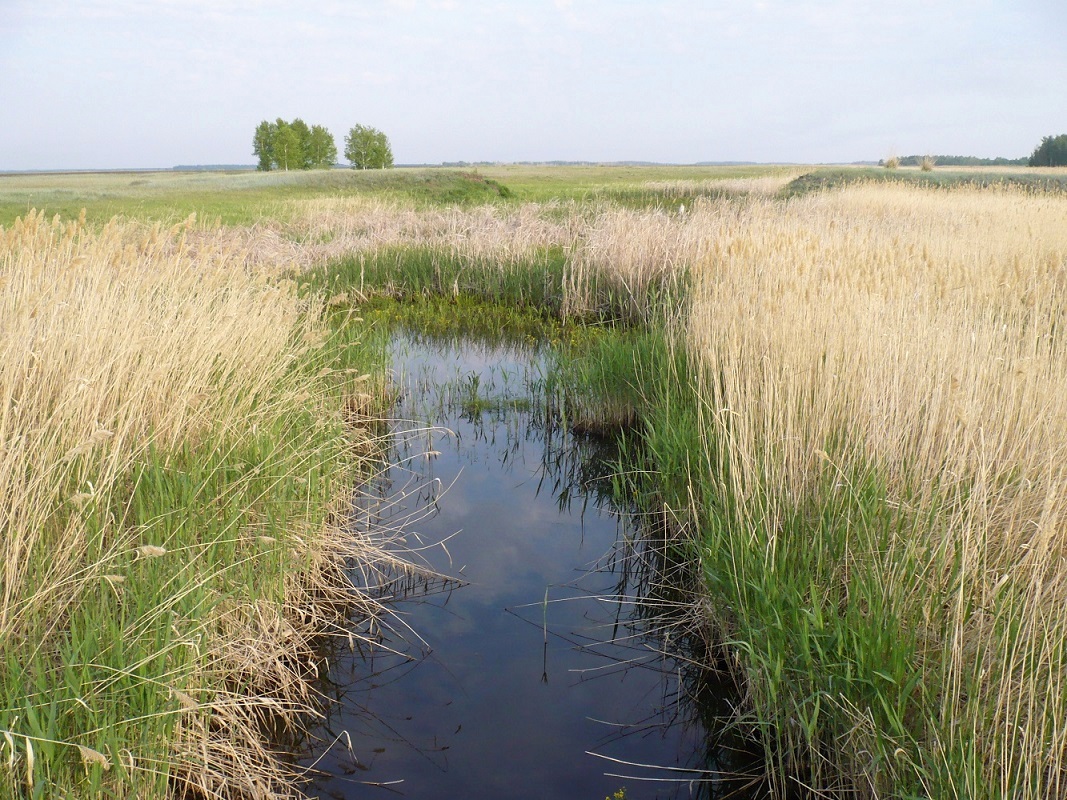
383;333;628;610
412;442;619;606
307;335;713;799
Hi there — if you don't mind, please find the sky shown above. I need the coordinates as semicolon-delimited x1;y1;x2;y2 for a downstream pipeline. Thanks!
1;0;1065;170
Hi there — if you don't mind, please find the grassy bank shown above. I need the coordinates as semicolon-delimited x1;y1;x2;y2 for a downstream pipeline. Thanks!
0;212;396;797
659;185;1067;798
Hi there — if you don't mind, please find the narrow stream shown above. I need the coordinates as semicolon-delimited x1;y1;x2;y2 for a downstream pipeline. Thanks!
297;332;760;799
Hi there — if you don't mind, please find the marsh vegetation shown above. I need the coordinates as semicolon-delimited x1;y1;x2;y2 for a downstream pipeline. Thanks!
290;332;752;799
3;165;1067;798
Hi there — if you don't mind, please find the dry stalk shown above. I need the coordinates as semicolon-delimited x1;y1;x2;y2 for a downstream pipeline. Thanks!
685;183;1067;795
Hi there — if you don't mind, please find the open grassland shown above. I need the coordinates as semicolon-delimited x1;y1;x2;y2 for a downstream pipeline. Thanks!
0;212;399;797
0;169;514;227
475;163;801;203
0;164;798;227
4;165;1067;798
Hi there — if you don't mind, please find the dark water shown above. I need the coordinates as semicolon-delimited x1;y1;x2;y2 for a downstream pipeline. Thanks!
296;333;761;800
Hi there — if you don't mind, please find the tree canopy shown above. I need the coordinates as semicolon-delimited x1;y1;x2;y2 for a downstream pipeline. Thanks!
344;125;394;170
253;121;274;171
1029;135;1067;167
305;125;338;169
252;118;337;171
271;122;303;171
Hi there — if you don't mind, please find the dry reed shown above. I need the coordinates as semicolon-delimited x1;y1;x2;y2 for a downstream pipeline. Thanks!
639;174;802;197
181;198;587;274
10;172;1060;796
684;183;1067;797
0;211;400;797
1;211;297;640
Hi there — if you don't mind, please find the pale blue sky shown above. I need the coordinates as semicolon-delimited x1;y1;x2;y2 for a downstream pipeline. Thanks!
1;0;1064;170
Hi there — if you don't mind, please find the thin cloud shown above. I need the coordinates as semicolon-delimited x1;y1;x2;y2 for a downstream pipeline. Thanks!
0;0;1063;169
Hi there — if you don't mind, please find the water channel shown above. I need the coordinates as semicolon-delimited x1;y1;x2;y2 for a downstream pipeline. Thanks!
296;331;764;799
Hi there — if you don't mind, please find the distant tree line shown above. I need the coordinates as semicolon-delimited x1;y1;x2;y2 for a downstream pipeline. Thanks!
253;120;394;171
1029;135;1067;167
874;135;1067;170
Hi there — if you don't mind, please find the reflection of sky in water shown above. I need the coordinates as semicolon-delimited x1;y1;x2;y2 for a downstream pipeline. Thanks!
300;333;735;800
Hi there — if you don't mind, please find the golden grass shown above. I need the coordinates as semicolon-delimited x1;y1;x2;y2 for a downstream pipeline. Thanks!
564;206;711;320
227;173;800;277
294;197;584;260
684;184;1067;796
1;212;296;635
174;198;586;276
0;211;400;797
691;185;1067;509
639;173;803;197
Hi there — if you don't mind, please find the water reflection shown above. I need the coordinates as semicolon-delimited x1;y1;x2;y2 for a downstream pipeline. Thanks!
296;332;768;799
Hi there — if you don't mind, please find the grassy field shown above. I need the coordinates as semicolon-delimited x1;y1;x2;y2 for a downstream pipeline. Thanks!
3;164;1067;798
476;162;800;202
0;164;799;226
0;168;514;227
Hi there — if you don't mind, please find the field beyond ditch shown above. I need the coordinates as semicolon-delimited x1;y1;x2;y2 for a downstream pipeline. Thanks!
2;165;1067;798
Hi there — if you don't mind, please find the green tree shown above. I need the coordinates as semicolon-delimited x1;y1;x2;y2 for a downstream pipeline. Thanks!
1028;134;1067;167
252;120;276;171
252;118;338;170
344;124;394;170
289;118;313;169
272;120;303;171
306;125;338;169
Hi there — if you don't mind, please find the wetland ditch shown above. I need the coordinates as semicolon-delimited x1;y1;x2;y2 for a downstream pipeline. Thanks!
9;172;1066;799
290;328;768;799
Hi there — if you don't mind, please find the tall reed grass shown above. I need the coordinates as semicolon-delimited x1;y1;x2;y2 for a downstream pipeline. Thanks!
677;184;1067;797
0;211;395;797
285;194;707;323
